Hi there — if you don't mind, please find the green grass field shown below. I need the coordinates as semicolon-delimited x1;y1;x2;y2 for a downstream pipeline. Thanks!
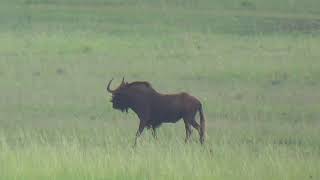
0;0;320;179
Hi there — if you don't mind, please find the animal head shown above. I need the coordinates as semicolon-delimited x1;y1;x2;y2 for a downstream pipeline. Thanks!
107;78;155;113
107;77;130;112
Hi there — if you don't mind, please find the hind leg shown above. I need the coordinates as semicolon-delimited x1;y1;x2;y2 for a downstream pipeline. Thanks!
190;119;201;137
183;119;192;143
184;111;203;143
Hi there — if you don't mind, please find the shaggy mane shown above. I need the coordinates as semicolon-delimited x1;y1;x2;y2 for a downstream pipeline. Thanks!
126;81;152;88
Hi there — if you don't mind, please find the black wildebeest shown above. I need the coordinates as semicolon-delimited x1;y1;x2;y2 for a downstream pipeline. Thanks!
107;78;206;146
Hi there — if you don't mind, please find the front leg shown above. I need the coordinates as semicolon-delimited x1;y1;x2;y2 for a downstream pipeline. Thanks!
133;120;147;147
132;107;150;147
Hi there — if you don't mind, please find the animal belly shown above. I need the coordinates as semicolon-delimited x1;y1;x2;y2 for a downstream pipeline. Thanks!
150;103;183;126
153;111;182;123
162;118;181;123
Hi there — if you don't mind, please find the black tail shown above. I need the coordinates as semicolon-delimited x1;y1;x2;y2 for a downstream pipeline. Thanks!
198;104;206;144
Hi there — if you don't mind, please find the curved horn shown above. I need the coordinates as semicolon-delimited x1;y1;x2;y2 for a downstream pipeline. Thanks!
121;77;125;84
107;78;115;93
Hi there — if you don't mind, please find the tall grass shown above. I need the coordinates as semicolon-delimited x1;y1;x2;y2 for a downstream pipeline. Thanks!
0;128;319;180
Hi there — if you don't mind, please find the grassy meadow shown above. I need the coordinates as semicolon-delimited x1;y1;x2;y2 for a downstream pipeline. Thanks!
0;0;320;179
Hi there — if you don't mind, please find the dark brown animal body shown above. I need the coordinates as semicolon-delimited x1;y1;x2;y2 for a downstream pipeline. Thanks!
107;78;206;146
